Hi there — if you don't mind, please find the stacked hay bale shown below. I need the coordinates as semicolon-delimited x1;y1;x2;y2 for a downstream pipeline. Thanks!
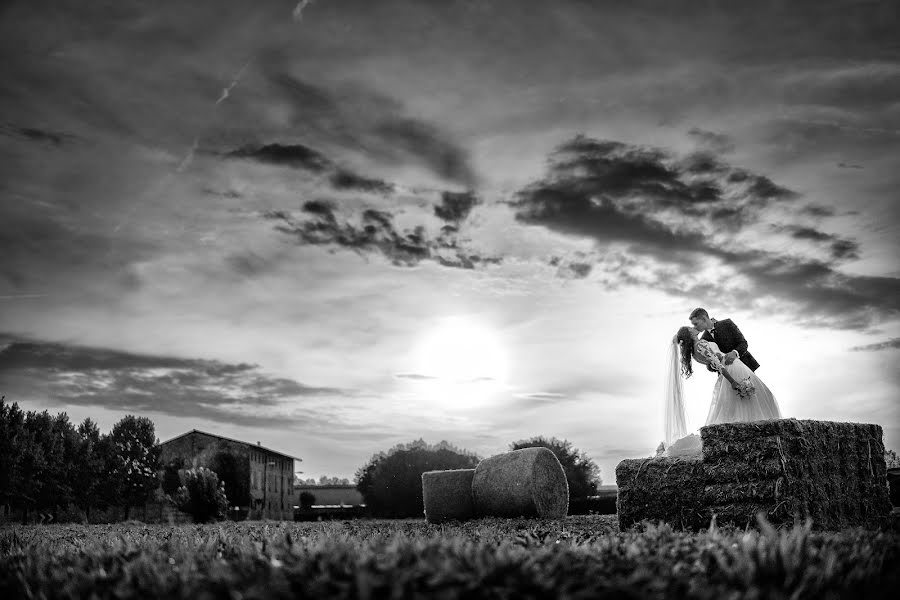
421;469;476;524
701;419;892;529
471;447;569;519
616;419;892;531
616;456;706;530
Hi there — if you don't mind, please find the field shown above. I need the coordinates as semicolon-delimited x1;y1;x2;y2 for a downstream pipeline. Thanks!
2;515;899;599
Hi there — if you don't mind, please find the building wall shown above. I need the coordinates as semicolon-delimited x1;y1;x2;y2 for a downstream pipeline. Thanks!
160;431;297;521
247;444;296;520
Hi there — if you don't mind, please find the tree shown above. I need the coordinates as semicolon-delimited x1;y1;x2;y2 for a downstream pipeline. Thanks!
510;436;602;499
0;398;25;514
299;491;316;509
297;476;351;485
886;449;900;469
208;449;251;508
161;457;186;497
355;439;480;518
109;415;161;520
72;419;106;522
173;467;228;523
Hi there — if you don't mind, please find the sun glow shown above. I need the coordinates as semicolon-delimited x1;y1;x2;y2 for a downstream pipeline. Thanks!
410;316;509;409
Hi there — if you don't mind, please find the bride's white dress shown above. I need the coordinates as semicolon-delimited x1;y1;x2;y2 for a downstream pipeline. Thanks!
699;340;782;425
662;340;781;457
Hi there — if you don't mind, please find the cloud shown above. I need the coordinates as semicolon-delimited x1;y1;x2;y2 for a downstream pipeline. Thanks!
773;225;860;260
262;192;501;270
433;190;480;223
329;169;395;194
263;68;478;186
0;124;77;146
0;334;354;428
225;143;333;172
850;338;900;352
687;127;735;154
511;134;899;329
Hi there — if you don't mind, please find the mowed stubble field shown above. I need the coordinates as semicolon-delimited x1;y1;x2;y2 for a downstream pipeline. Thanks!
2;514;899;599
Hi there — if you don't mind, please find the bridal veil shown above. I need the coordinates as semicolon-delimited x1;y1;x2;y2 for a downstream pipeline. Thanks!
664;337;688;445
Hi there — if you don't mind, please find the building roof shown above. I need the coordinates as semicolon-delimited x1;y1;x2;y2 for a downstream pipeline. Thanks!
160;429;303;462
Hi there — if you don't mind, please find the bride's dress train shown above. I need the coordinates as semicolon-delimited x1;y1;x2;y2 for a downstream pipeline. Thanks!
662;340;782;457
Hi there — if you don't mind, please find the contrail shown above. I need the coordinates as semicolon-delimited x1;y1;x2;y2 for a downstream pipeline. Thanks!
112;3;319;238
293;0;315;22
176;138;200;173
215;57;254;106
0;294;49;300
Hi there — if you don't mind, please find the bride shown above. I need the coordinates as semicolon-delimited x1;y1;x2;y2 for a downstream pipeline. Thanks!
662;326;782;456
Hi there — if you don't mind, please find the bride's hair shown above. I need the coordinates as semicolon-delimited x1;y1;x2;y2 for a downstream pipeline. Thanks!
675;326;695;378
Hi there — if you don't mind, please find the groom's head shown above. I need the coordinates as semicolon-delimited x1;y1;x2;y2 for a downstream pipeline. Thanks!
689;307;714;331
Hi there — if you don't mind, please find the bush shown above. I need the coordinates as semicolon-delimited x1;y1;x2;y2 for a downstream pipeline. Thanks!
172;467;228;523
510;436;602;499
355;439;480;518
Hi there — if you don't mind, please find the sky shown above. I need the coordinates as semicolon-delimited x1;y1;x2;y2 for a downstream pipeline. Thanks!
1;0;898;484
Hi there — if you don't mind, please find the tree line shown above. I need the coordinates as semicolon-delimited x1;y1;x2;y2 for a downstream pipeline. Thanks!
1;396;608;522
0;397;160;523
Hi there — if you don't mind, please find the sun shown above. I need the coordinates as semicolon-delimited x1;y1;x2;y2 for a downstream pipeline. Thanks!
416;316;508;383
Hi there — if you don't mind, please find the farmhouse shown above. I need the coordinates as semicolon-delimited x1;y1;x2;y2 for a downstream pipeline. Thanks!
160;429;301;520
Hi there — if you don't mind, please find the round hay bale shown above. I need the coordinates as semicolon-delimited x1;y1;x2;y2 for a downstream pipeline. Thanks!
472;447;569;519
421;469;476;523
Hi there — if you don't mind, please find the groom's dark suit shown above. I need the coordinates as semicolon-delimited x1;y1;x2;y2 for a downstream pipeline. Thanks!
701;318;760;372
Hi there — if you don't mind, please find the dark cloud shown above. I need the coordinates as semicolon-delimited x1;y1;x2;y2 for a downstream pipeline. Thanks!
800;204;836;218
263;195;500;270
679;151;730;175
329;169;394;194
225;143;333;172
263;67;477;186
745;175;799;202
0;124;77;146
687;127;735;154
850;338;900;352
773;225;860;260
373;118;478;186
433;190;480;223
512;135;898;329
0;335;350;427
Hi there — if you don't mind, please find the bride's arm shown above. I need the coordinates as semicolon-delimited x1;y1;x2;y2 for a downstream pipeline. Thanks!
695;342;739;387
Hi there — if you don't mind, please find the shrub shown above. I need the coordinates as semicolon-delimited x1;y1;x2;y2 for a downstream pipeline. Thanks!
355;439;480;518
510;436;602;499
172;467;228;523
299;491;316;509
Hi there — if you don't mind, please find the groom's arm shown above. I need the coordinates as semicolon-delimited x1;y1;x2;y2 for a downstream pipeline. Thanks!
724;320;749;365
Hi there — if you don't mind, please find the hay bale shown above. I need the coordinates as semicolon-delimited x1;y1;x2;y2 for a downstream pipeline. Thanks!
421;469;476;523
615;456;707;530
617;419;892;531
700;419;892;529
471;447;568;519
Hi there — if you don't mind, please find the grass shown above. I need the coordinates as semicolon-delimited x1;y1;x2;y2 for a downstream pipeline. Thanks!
1;515;899;599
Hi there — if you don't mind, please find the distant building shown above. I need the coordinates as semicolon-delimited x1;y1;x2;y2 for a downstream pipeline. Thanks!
295;484;365;508
159;429;301;520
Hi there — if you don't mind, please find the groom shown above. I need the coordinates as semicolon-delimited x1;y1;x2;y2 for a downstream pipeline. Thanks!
689;308;760;372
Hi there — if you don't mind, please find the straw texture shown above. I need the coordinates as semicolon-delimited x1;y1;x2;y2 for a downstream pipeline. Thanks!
616;418;892;531
471;447;569;519
421;468;476;523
